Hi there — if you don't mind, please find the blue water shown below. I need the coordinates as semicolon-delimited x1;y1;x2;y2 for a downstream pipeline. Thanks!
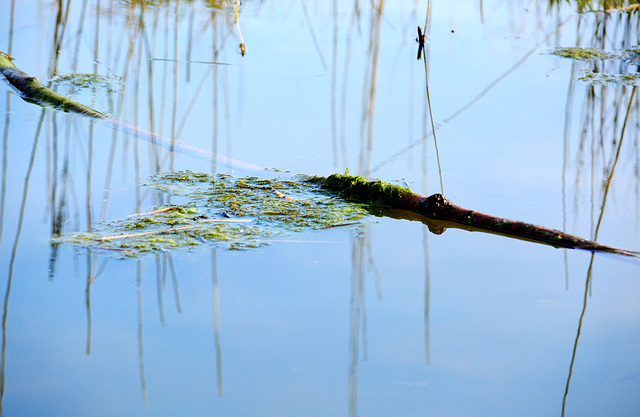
0;1;639;416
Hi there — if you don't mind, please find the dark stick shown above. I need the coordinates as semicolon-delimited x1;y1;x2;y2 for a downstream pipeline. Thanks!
314;174;639;258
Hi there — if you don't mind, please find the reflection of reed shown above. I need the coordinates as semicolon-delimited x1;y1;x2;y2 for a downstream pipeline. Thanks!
156;254;166;325
560;88;634;402
170;1;180;170
1;112;45;415
85;252;95;355
563;14;640;232
560;9;640;274
0;0;16;250
331;0;339;166
347;223;384;417
336;2;359;169
348;226;366;417
97;1;236;219
0;0;240;408
562;86;637;415
137;260;149;406
0;0;31;411
358;1;385;176
211;248;224;397
561;85;635;410
148;252;184;328
300;1;327;71
0;87;8;248
417;4;434;367
560;7;640;415
562;251;594;416
331;0;392;173
421;41;432;367
210;11;226;397
338;4;433;410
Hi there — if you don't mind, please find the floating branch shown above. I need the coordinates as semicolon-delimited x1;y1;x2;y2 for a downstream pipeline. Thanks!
0;53;260;170
0;52;109;118
310;174;639;258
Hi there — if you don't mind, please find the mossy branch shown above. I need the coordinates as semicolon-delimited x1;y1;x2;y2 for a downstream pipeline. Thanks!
0;53;261;170
312;174;639;258
0;53;109;118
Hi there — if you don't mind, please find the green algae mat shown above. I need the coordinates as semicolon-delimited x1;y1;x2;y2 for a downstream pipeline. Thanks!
547;46;640;84
55;171;372;256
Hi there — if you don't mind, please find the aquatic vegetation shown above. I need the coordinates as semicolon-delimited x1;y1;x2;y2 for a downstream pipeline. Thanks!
546;46;640;67
578;69;640;84
547;46;616;61
54;172;370;257
51;73;122;93
546;46;640;84
152;172;370;229
548;0;640;13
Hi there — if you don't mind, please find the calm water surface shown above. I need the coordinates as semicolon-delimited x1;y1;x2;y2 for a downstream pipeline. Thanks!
0;1;639;416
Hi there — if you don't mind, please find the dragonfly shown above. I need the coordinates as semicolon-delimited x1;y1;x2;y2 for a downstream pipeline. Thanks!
416;26;426;60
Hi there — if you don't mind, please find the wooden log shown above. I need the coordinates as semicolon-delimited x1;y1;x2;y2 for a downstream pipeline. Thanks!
313;174;639;258
0;52;109;118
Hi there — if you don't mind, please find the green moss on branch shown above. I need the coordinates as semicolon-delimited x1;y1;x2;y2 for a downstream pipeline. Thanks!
310;174;414;207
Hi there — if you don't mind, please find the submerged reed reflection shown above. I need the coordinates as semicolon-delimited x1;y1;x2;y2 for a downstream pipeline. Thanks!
0;0;240;410
0;0;15;250
211;248;224;397
558;5;640;414
136;259;148;406
348;225;368;417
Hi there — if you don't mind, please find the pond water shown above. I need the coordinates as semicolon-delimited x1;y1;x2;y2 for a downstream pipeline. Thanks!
1;0;639;416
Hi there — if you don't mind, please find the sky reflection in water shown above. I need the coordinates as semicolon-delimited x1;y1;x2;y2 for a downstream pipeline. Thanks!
0;1;639;416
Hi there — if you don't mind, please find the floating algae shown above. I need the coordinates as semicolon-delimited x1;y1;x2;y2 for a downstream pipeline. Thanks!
547;47;617;61
51;73;123;92
55;171;370;257
49;73;123;114
546;47;640;85
578;69;640;85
